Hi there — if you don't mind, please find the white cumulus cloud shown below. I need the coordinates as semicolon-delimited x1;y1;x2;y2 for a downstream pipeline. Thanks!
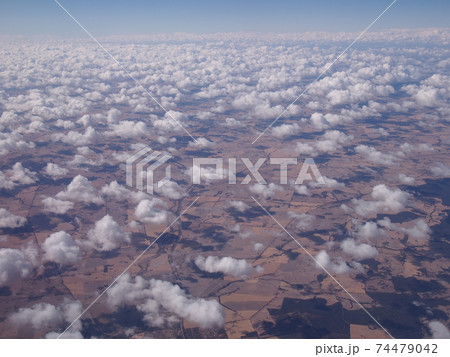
0;245;38;286
135;198;172;224
106;274;224;329
229;200;250;213
340;239;378;260
42;231;81;266
56;175;103;205
352;184;410;217
428;321;450;339
0;208;26;228
86;215;130;252
44;163;68;179
42;197;74;214
195;255;262;279
249;183;283;199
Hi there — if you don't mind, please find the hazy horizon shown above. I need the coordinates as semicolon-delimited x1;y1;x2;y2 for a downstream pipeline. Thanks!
1;0;449;38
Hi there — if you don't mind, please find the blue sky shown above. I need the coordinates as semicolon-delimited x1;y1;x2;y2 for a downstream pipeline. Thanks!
0;0;449;37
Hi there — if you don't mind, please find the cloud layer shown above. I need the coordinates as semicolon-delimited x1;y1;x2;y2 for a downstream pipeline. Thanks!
106;274;224;329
